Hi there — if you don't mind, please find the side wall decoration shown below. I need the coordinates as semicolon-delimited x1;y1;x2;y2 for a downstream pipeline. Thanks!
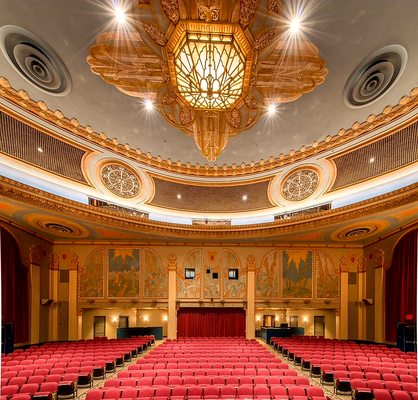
282;250;313;298
177;249;202;299
143;249;168;298
107;248;140;297
316;250;339;298
79;248;104;298
256;250;280;299
222;249;246;299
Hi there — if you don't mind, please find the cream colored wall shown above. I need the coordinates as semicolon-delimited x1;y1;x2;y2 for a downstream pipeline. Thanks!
284;309;336;338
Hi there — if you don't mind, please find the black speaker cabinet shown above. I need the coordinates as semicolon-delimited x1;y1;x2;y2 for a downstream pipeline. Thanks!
1;322;14;354
397;322;417;352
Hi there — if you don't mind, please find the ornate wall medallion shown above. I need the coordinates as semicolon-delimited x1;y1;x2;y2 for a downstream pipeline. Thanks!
100;163;141;198
281;169;319;201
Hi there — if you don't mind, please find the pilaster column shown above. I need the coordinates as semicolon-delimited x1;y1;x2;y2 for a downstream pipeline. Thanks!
167;254;177;339
339;255;349;339
49;253;59;341
29;245;41;344
374;249;386;342
246;255;256;339
357;257;367;340
68;253;79;340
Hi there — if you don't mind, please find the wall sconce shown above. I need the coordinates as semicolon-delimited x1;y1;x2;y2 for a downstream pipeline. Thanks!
255;315;261;322
112;316;118;323
163;315;168;322
303;316;308;324
143;315;149;322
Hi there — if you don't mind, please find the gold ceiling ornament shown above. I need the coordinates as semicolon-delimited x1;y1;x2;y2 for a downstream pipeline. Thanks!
86;1;327;161
93;1;327;161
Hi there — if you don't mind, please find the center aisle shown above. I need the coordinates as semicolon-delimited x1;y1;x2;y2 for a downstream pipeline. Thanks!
84;337;330;399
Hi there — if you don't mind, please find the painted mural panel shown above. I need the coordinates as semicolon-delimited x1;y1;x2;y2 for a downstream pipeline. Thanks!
316;250;339;298
203;250;221;299
108;248;140;297
79;248;104;298
177;249;202;299
143;249;168;298
222;249;246;299
282;250;313;298
256;250;280;299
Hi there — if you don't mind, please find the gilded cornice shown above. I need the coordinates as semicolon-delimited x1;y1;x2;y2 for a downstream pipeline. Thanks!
1;77;417;177
0;176;417;241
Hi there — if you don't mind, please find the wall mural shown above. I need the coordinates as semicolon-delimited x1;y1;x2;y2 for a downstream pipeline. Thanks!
79;248;104;298
108;248;140;297
282;250;313;298
256;250;280;299
316;250;339;298
177;249;202;299
203;250;221;299
143;249;168;298
222;249;246;299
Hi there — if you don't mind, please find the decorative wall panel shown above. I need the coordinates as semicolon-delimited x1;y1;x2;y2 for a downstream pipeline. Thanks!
203;250;221;299
222;249;246;299
107;249;140;297
316;250;340;298
143;249;167;299
256;250;280;299
78;248;104;298
177;249;202;299
282;250;313;298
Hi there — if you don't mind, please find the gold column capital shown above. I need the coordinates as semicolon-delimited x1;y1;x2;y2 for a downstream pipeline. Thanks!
246;254;256;272
168;253;177;271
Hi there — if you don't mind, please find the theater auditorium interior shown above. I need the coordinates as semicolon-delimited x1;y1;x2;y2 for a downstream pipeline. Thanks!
0;0;417;399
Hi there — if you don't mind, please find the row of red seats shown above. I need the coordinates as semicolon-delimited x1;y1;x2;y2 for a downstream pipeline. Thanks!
105;375;310;387
131;362;288;371
86;383;326;400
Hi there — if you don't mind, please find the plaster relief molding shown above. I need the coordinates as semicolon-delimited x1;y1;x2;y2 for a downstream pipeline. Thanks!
357;256;367;273
69;253;79;270
246;254;256;272
29;244;42;266
1;78;417;177
168;253;177;271
49;252;59;270
0;175;417;240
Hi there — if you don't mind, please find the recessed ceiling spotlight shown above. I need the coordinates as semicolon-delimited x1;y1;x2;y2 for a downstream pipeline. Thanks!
177;194;182;199
144;99;154;111
289;16;301;34
37;147;44;153
369;157;375;163
114;6;126;24
267;103;277;116
242;194;248;201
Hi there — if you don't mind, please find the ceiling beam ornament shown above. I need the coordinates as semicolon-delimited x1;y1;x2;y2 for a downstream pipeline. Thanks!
86;0;328;161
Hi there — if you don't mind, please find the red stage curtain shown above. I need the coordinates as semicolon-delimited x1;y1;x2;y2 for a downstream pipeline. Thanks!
384;229;417;343
177;308;246;337
1;228;30;344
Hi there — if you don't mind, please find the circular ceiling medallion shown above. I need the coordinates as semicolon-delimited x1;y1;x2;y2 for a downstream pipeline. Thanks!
281;169;319;201
24;215;89;238
100;163;141;198
344;45;407;108
0;25;71;96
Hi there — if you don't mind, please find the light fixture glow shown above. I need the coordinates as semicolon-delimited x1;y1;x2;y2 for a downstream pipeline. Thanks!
242;194;248;201
37;147;44;153
289;16;301;34
369;157;375;163
267;103;277;116
143;315;149;322
174;30;246;110
114;6;126;24
163;315;168;322
176;193;182;199
144;99;154;111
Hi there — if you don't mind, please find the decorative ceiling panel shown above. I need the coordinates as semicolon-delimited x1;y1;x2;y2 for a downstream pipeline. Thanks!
0;111;89;184
329;121;418;191
149;177;274;212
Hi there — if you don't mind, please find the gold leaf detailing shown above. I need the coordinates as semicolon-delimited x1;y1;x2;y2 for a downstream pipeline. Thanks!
161;0;180;24
254;30;275;51
227;109;241;129
144;23;167;46
180;107;192;125
239;0;259;29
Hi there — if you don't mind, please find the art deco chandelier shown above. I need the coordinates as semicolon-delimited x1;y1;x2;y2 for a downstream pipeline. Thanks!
87;0;327;161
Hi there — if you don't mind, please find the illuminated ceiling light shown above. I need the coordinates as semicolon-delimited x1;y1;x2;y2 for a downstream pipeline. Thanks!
114;6;126;24
242;194;248;201
37;147;44;153
176;193;182;199
369;157;375;163
267;103;277;116
87;2;328;161
144;99;154;111
289;16;301;34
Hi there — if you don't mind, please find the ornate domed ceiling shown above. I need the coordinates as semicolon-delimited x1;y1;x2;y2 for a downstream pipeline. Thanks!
0;0;417;238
